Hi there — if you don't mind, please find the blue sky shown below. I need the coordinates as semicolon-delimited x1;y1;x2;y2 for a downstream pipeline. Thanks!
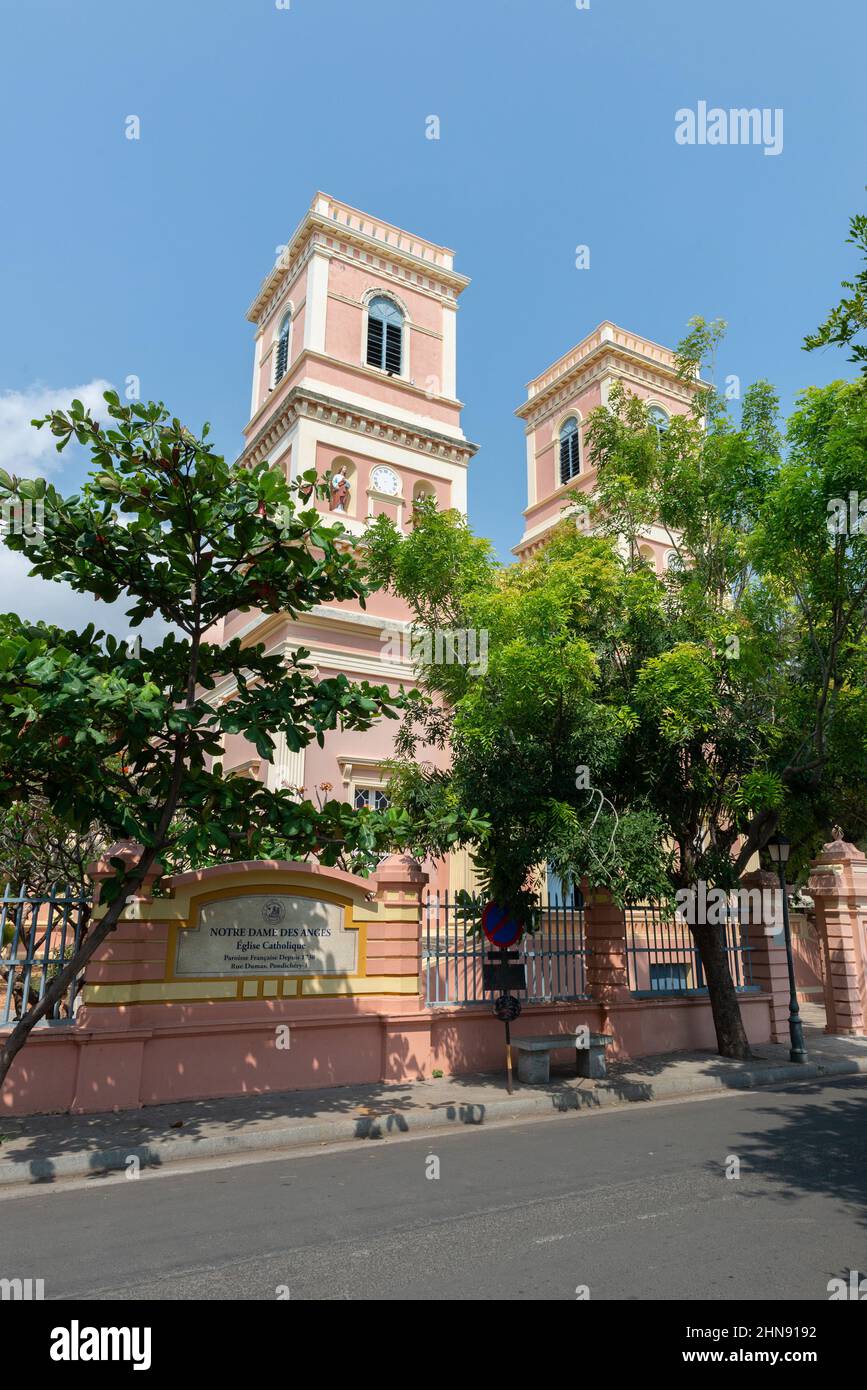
1;0;865;628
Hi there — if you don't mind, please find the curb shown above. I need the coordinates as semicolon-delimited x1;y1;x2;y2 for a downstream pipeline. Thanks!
2;1056;866;1189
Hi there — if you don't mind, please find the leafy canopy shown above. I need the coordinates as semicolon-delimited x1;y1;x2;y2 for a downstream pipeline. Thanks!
0;393;421;883
366;325;867;912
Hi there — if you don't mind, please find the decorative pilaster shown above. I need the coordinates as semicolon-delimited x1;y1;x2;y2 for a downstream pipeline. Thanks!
373;855;429;1081
583;889;630;1031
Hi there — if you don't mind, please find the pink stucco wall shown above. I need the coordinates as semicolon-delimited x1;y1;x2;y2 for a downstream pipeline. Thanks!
313;440;450;520
0;860;774;1118
253;263;310;410
0;993;773;1118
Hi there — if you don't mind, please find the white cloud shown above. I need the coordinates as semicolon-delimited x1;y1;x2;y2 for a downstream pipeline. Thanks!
0;547;169;644
0;380;172;647
0;380;113;477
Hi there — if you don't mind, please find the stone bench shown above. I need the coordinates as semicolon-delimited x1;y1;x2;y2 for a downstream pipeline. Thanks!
511;1032;614;1084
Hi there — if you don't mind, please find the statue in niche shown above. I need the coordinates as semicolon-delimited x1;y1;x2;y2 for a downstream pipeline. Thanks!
330;467;350;513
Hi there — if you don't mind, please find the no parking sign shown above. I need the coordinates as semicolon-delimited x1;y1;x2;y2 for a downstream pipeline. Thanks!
481;902;524;948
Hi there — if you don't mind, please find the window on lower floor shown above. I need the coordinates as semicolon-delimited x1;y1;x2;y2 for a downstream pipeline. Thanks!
354;786;390;812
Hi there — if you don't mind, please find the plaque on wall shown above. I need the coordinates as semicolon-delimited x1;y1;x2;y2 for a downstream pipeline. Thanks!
175;894;358;977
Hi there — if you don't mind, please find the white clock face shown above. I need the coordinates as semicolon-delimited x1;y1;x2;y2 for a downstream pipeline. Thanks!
370;466;400;497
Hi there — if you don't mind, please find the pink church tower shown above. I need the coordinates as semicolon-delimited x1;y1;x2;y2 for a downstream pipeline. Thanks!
514;322;697;568
212;194;476;864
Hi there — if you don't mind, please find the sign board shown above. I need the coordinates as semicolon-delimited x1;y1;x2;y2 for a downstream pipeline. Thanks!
483;960;526;992
175;894;357;978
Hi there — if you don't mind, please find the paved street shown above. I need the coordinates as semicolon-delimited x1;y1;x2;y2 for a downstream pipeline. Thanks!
3;1076;866;1301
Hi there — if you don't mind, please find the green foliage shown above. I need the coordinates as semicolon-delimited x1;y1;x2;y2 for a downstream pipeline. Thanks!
367;507;677;916
0;799;105;895
0;394;418;883
365;498;495;633
804;205;867;374
367;324;867;915
550;807;676;909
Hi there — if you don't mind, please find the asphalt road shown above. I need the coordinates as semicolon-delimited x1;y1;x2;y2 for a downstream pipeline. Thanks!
3;1077;867;1301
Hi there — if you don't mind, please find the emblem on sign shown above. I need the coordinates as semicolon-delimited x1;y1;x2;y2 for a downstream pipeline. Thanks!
261;899;286;925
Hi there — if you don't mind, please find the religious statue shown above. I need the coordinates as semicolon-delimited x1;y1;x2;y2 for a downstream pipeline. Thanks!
330;468;350;513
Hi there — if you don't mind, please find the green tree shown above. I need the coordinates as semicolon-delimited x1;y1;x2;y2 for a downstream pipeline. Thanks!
367;332;867;1059
0;393;414;1088
804;202;867;374
0;799;106;896
367;504;674;923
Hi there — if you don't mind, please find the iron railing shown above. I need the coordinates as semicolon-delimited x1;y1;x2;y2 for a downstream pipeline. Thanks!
623;902;756;996
0;884;90;1026
423;893;588;1008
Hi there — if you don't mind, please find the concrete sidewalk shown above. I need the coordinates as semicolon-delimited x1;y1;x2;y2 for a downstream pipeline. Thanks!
2;1024;866;1188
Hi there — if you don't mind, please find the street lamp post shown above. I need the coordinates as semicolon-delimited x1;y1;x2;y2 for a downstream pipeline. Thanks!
765;833;807;1064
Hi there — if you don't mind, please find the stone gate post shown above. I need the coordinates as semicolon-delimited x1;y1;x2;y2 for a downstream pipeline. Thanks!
583;888;630;1034
808;839;867;1037
372;854;429;1081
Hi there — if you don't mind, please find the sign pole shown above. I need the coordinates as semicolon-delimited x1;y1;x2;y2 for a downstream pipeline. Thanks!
493;991;521;1090
482;903;526;1094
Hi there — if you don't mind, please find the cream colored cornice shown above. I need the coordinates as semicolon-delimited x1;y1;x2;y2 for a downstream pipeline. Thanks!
209;606;413;669
242;385;478;469
245;350;466;438
337;756;391;788
516;348;699;427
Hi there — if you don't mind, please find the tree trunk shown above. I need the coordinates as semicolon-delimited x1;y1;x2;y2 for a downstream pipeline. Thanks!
692;921;752;1059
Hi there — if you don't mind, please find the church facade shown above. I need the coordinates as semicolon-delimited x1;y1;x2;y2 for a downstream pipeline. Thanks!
210;194;697;892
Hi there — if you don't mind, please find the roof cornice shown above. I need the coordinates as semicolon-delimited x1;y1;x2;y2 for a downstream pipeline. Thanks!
247;193;470;326
516;322;706;422
516;348;701;427
241;386;479;469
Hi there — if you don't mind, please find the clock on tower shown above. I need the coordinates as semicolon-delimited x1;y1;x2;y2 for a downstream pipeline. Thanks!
370;465;400;497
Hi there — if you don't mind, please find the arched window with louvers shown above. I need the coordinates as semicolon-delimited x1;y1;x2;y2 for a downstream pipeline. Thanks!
366;296;404;375
274;310;292;385
559;416;581;485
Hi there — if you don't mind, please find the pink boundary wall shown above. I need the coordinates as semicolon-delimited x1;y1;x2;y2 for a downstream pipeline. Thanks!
1;855;773;1117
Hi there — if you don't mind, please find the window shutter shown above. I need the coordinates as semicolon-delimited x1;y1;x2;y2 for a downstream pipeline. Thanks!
559;421;580;483
384;323;402;374
275;333;289;382
367;316;384;368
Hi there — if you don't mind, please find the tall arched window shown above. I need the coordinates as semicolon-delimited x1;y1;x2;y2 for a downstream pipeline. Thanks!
559;417;580;484
274;311;291;384
648;405;669;436
366;296;404;375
